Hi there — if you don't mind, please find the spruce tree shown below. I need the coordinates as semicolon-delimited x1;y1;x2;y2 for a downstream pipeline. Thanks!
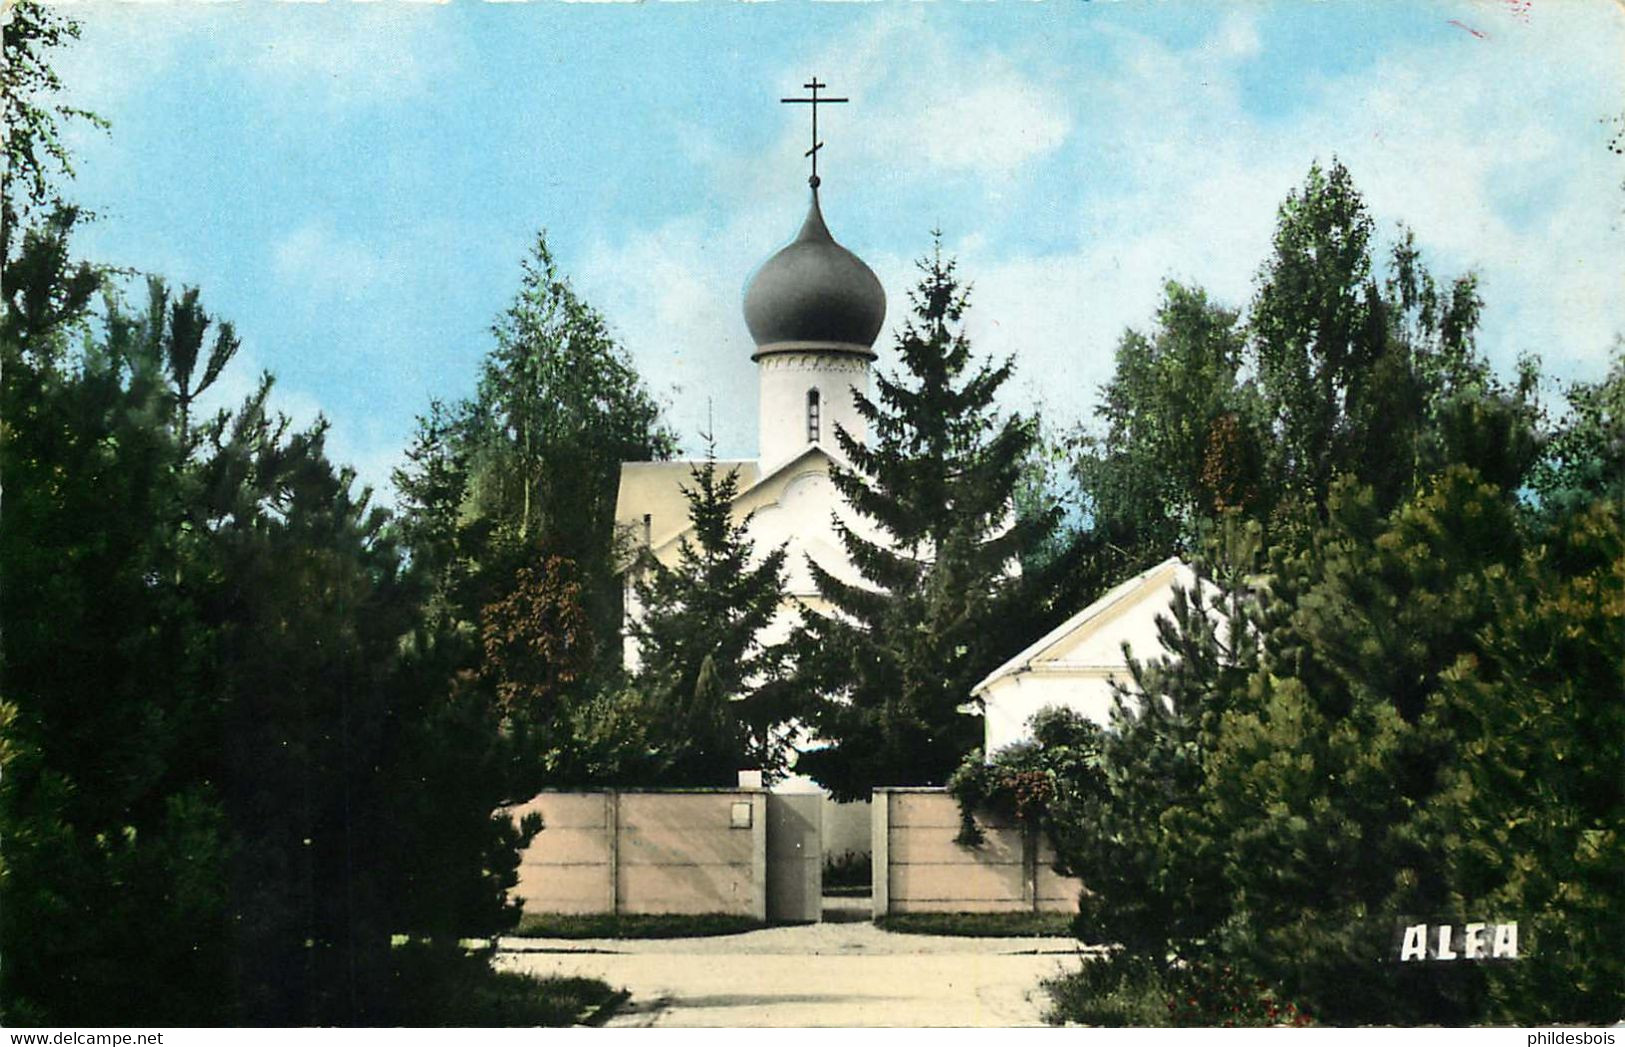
630;445;790;784
791;240;1055;800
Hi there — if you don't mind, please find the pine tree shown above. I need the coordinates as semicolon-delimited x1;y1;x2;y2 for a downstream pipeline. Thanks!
1;212;234;1025
630;445;790;784
790;240;1056;800
1432;499;1624;1023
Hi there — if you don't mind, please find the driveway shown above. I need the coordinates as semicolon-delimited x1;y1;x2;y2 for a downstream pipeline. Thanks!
496;907;1093;1028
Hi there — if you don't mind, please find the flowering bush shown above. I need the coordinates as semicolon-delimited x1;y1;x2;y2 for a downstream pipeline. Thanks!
1165;963;1313;1027
946;757;1054;845
947;709;1104;847
1045;952;1313;1027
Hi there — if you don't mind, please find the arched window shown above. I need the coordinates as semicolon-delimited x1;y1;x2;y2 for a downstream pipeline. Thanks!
807;388;821;443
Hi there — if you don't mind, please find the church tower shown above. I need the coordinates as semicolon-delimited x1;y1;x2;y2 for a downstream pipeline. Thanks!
615;77;891;668
742;80;886;471
743;188;886;469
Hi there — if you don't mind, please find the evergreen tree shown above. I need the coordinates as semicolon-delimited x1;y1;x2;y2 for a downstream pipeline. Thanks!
1106;555;1255;956
791;241;1056;800
389;235;677;792
1431;499;1624;1023
392;397;476;622
1021;164;1592;1025
0;15;564;1023
1;211;540;1023
1031;466;1620;1025
631;446;791;784
1;212;233;1025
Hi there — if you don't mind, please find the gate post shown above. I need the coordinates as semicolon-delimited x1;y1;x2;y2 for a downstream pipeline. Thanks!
1022;823;1039;913
751;791;769;922
871;789;889;919
606;790;620;915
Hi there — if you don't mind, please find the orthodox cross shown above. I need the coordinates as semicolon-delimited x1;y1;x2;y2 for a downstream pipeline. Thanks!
780;77;848;189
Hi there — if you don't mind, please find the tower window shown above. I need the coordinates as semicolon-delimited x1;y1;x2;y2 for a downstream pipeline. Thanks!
807;389;821;443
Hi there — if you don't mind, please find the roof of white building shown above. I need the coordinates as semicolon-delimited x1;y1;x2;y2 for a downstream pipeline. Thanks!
971;556;1194;699
614;458;761;555
615;443;863;567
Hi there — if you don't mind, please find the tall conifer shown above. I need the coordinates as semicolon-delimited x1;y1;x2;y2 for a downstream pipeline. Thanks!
791;240;1055;800
630;444;791;783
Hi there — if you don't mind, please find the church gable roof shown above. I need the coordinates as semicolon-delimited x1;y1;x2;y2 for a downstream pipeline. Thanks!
614;444;852;568
727;443;841;512
615;458;760;554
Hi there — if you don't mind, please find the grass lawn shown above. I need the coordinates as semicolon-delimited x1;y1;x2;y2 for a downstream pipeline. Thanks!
512;912;766;939
385;945;625;1026
458;972;626;1027
1043;954;1170;1027
874;911;1075;937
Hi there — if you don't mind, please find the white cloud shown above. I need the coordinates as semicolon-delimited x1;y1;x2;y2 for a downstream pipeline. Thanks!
879;64;1072;177
955;2;1625;433
271;221;390;301
759;15;1074;185
602;5;1622;458
1210;9;1262;61
577;214;765;458
1277;4;1625;376
60;2;458;116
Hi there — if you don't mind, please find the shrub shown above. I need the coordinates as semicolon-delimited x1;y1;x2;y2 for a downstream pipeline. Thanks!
1046;953;1170;1027
1046;953;1313;1027
823;850;872;891
947;710;1105;847
1164;962;1313;1028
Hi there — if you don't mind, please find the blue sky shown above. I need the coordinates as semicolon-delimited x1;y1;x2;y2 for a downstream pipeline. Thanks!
50;0;1625;501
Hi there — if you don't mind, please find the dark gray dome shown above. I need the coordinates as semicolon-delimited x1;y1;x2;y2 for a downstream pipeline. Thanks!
744;190;885;360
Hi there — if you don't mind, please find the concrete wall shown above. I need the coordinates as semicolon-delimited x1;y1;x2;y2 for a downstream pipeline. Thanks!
506;790;768;920
871;788;1081;916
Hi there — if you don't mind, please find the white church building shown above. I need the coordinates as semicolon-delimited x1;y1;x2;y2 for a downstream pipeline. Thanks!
611;178;892;861
610;127;1206;853
614;182;893;669
611;174;1208;777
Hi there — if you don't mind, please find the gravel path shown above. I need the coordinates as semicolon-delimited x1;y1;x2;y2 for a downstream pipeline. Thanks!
496;909;1097;1027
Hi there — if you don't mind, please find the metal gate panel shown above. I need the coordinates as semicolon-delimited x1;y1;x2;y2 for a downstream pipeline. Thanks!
766;792;822;922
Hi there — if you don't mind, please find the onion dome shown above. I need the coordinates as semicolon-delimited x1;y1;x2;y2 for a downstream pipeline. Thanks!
743;189;886;360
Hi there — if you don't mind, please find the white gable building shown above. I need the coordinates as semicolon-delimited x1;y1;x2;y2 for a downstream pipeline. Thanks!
970;557;1207;756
